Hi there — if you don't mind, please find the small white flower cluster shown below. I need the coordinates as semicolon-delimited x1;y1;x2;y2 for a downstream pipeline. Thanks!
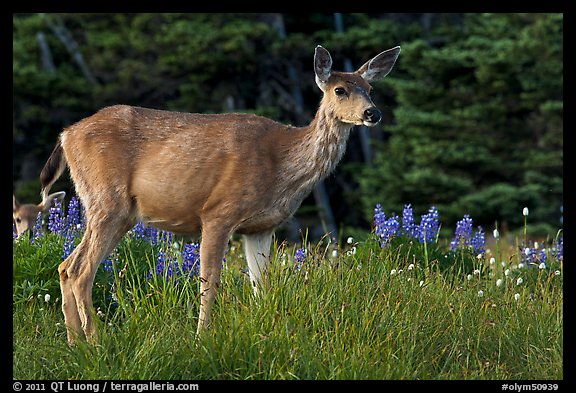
37;293;51;303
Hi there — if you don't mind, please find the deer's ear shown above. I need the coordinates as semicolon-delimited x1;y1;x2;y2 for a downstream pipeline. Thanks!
356;46;401;83
13;195;19;212
40;191;66;212
314;45;333;90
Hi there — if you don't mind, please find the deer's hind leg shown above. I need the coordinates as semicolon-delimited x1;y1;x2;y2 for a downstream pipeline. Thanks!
59;207;135;345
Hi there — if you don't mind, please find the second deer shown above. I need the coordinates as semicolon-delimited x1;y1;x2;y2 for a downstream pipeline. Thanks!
39;45;401;344
13;192;66;237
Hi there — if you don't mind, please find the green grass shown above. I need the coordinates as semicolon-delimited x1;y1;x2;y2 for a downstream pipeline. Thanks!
12;233;563;380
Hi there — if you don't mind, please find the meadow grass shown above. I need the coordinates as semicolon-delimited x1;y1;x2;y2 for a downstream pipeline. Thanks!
13;226;563;380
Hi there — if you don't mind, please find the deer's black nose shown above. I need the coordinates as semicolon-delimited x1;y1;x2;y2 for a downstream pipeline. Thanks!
364;107;381;124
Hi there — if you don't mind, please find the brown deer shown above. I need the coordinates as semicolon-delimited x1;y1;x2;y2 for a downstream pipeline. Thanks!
39;45;400;344
13;192;66;237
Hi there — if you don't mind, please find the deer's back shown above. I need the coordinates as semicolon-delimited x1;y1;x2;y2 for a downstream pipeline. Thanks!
61;105;296;234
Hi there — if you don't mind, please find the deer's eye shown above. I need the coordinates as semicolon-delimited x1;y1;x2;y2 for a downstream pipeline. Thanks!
16;217;21;223
334;87;347;96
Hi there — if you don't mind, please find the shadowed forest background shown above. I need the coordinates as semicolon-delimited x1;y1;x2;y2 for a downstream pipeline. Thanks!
13;13;563;241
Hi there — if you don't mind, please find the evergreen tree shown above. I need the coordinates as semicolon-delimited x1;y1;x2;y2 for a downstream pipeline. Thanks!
358;13;562;234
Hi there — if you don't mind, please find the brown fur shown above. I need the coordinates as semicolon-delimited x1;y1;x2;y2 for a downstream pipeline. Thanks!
39;45;400;343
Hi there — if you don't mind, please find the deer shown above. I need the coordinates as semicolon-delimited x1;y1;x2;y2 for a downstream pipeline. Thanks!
13;192;66;237
39;45;401;344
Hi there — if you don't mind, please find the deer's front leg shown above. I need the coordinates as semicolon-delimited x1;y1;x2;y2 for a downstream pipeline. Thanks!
197;224;231;334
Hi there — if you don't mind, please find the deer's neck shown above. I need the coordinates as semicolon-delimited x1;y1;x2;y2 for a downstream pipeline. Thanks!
279;104;353;209
303;106;353;176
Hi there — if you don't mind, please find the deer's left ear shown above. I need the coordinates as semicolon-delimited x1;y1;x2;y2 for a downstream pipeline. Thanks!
13;195;20;212
356;46;401;83
314;45;333;90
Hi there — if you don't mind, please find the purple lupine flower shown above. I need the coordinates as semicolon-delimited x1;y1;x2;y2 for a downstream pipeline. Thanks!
48;199;65;234
450;215;474;250
181;243;200;276
158;230;173;245
131;221;147;240
32;212;43;242
150;248;177;279
402;204;420;239
12;223;17;239
470;226;485;256
520;240;549;267
132;221;160;244
418;206;439;244
380;216;400;245
520;240;536;266
554;236;563;261
537;249;547;264
374;204;386;235
294;247;307;270
62;230;76;260
102;252;119;272
65;196;84;235
374;204;400;248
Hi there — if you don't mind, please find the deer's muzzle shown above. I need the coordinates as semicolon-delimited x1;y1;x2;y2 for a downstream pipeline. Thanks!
363;107;382;126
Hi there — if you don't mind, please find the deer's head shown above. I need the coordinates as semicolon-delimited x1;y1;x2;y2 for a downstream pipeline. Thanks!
13;191;65;237
314;45;401;127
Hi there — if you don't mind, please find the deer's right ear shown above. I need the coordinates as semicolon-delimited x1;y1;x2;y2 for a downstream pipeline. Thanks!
314;45;333;90
13;195;19;212
40;191;66;212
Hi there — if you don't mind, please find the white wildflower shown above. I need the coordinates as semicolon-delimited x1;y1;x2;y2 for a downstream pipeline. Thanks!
467;274;473;281
518;263;525;269
489;257;496;265
496;279;503;287
419;280;424;287
478;290;484;297
347;236;354;244
538;262;546;269
493;229;500;239
516;277;523;285
504;269;510;277
554;270;561;276
390;269;397;275
408;263;415;270
514;293;521;301
523;207;529;216
473;269;480;276
44;294;51;303
534;242;539;250
331;250;338;258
